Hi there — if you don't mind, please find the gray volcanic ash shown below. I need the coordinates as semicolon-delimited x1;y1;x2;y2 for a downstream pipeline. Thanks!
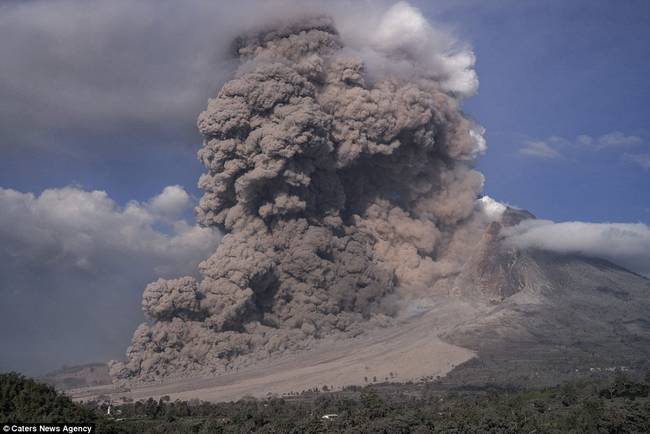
110;6;490;382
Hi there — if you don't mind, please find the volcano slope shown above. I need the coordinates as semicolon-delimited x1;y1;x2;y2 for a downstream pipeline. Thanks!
72;208;650;402
441;210;650;387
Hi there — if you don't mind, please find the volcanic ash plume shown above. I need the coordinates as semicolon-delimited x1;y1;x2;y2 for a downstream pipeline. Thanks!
111;9;487;382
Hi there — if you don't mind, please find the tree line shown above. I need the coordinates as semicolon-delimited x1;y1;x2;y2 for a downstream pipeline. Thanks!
2;371;649;433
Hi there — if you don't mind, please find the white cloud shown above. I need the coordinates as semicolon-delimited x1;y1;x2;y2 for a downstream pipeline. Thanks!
519;140;562;159
367;1;478;96
573;131;643;150
148;185;191;220
476;195;507;222
576;134;594;146
519;131;645;160
623;153;650;170
469;126;487;156
0;186;218;275
502;219;650;277
0;185;220;373
595;131;643;148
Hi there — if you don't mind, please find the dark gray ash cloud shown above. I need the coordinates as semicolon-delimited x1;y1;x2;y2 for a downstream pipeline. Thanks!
111;3;489;382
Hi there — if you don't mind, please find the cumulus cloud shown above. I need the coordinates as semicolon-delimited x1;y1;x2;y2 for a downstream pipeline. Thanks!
623;153;650;170
502;219;650;277
519;140;562;159
519;131;645;160
0;185;220;374
148;185;192;220
578;131;643;148
364;1;478;96
476;196;507;222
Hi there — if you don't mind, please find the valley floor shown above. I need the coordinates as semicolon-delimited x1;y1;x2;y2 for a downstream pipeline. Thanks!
71;299;483;403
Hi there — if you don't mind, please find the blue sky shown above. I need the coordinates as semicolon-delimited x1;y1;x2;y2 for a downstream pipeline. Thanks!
423;0;650;224
1;0;649;374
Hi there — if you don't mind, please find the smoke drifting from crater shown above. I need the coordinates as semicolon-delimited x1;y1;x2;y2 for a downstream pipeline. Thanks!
112;2;488;381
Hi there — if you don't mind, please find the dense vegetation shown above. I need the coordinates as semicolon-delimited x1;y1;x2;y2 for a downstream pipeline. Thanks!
0;372;96;423
0;372;123;432
2;371;650;433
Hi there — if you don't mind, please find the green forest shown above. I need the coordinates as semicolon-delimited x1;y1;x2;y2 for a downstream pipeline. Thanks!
1;372;649;433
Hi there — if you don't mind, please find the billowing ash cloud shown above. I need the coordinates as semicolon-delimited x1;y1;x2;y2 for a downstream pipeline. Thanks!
502;220;650;277
112;4;488;382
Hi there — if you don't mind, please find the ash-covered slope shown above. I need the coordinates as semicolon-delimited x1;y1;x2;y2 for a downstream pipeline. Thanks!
450;208;535;302
443;209;650;385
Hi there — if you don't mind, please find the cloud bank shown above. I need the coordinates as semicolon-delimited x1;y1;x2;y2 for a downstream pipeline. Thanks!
577;132;643;149
518;131;646;160
623;153;650;170
0;186;220;374
519;140;562;159
0;0;476;155
502;219;650;277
